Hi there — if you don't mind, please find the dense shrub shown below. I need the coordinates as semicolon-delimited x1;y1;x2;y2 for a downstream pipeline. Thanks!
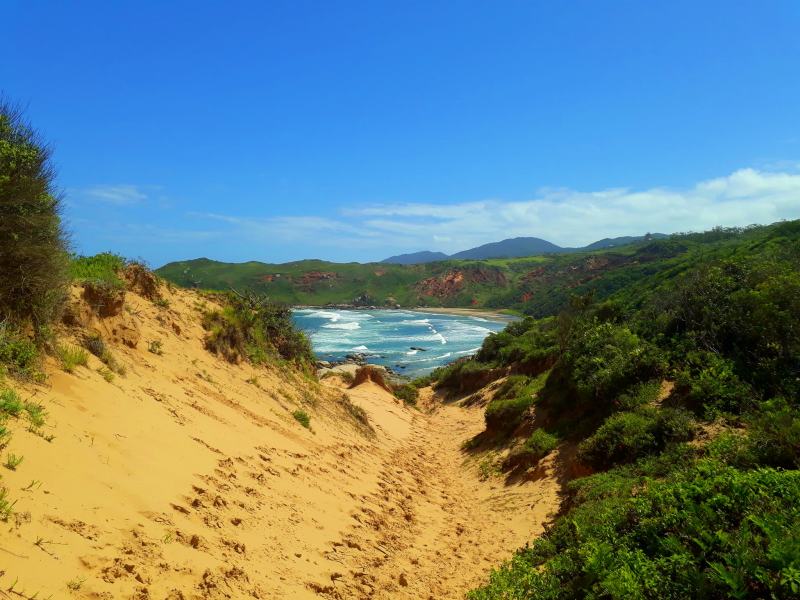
433;359;498;394
393;383;419;405
0;102;70;337
674;351;755;417
484;373;547;433
69;252;126;288
578;407;695;470
485;396;534;433
504;429;559;469
203;291;313;366
561;322;664;405
0;322;41;380
470;463;800;599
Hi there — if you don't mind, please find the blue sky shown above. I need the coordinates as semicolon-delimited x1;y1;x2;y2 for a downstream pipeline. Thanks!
3;1;800;265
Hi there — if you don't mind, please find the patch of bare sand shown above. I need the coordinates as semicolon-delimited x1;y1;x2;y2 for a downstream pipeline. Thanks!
0;286;563;599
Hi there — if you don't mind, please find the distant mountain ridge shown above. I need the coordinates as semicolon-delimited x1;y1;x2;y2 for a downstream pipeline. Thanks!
381;233;668;264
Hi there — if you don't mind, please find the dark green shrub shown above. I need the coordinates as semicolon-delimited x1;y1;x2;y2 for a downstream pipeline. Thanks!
562;322;664;406
292;409;311;429
675;351;755;417
470;463;800;599
203;291;313;366
578;407;695;469
0;323;40;380
485;395;535;433
393;383;419;405
747;398;800;469
504;429;559;469
0;102;70;337
432;359;497;394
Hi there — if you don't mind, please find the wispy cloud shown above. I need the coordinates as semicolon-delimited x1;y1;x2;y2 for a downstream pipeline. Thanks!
81;184;149;205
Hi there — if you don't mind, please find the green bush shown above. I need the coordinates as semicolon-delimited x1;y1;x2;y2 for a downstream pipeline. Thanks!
0;322;40;379
0;388;23;417
675;351;755;417
0;102;70;337
69;252;126;288
578;407;695;470
560;322;664;407
505;429;559;469
203;291;313;366
56;344;89;373
470;463;800;599
292;409;311;429
393;383;419;405
485;395;535;433
747;398;800;469
432;359;496;393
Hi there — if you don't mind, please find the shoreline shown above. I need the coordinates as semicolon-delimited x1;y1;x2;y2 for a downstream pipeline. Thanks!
411;306;518;322
294;304;518;322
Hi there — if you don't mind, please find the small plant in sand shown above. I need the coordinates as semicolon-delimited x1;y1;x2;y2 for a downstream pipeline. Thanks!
0;388;23;417
66;577;86;591
56;344;89;373
5;452;23;470
153;296;170;309
98;367;115;383
0;486;15;520
0;421;11;449
83;333;125;375
24;401;47;429
148;339;164;355
292;409;311;429
245;375;261;388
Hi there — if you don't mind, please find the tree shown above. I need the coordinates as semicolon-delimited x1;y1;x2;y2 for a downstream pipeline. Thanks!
0;100;69;338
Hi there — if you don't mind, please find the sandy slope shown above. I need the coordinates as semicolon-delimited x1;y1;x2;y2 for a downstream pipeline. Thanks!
0;285;562;599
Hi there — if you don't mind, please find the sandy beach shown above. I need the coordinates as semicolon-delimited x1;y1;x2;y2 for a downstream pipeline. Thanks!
413;306;519;321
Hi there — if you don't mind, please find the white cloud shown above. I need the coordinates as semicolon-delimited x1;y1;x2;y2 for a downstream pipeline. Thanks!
82;184;148;205
187;166;800;260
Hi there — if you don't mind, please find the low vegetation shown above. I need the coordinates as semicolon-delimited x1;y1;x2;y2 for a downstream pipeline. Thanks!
292;409;311;429
422;220;800;598
201;290;313;367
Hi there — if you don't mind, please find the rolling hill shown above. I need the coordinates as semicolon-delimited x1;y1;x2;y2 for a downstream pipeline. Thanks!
381;233;668;263
156;223;790;316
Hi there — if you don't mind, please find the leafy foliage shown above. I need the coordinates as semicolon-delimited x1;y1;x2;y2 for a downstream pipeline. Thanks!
0;101;69;337
202;290;313;366
444;220;800;598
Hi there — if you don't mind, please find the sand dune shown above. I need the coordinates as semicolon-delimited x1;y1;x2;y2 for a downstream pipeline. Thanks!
0;285;563;599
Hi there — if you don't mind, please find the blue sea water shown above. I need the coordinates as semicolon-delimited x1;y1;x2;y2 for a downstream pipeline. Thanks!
292;308;511;378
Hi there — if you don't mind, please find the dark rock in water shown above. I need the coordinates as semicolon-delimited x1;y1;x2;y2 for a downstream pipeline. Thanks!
344;353;367;365
409;346;427;352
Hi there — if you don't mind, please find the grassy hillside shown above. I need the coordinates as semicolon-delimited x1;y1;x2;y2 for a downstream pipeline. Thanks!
423;218;800;599
157;222;792;315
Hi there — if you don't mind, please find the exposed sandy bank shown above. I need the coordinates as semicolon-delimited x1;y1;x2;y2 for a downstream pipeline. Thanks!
0;285;561;599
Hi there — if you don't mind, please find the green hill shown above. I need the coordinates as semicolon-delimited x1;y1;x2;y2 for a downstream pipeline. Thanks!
157;222;793;315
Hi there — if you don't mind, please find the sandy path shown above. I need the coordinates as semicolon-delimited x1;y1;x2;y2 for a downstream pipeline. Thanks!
309;384;562;599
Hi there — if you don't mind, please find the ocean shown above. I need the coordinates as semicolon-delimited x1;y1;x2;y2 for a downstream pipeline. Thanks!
292;308;511;378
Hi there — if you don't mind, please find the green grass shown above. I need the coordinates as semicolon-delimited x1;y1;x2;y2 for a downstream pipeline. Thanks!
0;486;15;520
56;344;89;373
4;452;23;470
0;388;23;417
292;409;311;429
69;252;126;288
148;340;164;355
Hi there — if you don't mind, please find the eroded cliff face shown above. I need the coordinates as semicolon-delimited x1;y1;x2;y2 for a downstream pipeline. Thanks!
415;267;508;299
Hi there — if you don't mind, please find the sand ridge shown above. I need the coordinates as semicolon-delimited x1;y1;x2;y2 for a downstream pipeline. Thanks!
0;285;563;599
